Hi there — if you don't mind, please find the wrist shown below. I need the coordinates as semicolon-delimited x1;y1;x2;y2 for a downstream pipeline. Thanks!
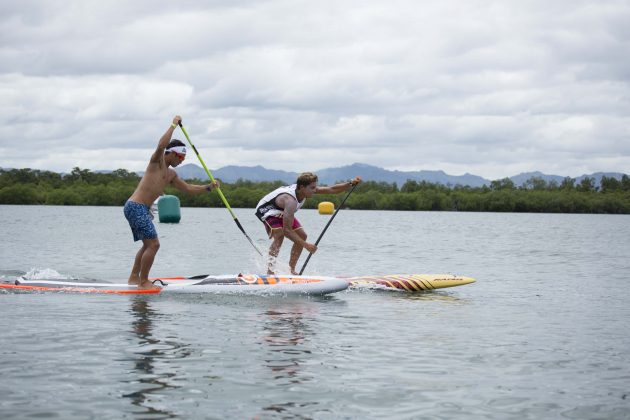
205;185;212;192
171;123;177;128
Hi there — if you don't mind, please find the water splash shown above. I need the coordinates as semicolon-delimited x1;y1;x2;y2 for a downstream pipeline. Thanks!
23;268;73;280
249;252;294;275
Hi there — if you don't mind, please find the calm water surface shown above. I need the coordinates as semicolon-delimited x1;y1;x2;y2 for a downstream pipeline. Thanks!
1;205;629;419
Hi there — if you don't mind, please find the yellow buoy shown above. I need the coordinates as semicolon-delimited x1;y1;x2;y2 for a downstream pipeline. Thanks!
318;201;334;215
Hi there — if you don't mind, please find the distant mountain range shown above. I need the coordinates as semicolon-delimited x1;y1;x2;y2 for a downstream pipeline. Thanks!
3;163;624;188
174;163;626;188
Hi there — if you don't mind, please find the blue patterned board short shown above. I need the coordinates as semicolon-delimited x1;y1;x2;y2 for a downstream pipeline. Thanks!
124;200;158;242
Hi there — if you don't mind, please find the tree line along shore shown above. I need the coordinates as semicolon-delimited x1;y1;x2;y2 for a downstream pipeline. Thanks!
2;168;630;214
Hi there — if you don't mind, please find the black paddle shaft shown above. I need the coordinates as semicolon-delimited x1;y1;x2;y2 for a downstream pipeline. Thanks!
298;184;357;275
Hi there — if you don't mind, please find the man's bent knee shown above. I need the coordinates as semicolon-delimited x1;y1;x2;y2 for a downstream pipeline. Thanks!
296;229;307;241
144;239;160;252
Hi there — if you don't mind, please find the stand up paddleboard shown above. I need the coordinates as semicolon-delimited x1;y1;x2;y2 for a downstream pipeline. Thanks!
346;274;475;291
0;274;348;296
0;273;475;295
160;273;475;292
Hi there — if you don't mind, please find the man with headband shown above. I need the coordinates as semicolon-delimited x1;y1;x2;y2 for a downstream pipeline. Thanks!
124;115;219;290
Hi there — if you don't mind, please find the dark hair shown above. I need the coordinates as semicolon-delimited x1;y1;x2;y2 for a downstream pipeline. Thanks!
165;139;185;153
296;172;318;188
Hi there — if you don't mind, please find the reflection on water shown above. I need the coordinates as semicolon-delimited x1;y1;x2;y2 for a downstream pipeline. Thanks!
259;303;318;416
123;297;191;419
352;285;472;303
398;290;472;303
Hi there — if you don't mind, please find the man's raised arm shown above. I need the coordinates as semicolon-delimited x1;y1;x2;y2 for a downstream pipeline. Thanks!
150;115;182;163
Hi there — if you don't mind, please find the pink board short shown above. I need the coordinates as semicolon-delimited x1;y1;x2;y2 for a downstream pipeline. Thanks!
263;215;302;237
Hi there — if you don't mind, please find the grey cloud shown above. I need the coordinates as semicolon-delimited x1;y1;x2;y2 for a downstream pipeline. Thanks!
1;0;629;178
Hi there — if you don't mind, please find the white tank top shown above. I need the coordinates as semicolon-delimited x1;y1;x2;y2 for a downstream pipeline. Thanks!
254;184;306;221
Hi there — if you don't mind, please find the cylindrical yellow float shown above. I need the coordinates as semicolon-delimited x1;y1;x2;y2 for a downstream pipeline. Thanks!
318;201;334;215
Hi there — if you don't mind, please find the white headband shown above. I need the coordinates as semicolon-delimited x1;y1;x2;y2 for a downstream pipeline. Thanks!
166;146;187;155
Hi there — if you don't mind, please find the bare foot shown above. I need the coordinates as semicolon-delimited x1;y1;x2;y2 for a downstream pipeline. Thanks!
290;270;299;276
128;274;140;285
137;280;161;290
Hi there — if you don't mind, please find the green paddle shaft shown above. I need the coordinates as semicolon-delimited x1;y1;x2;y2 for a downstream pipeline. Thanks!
178;122;262;256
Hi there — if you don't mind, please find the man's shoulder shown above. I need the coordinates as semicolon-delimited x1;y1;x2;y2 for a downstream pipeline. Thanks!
276;186;297;198
276;192;298;207
167;167;179;180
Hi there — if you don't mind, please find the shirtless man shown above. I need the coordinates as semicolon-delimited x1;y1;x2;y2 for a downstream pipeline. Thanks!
255;172;361;274
124;115;218;289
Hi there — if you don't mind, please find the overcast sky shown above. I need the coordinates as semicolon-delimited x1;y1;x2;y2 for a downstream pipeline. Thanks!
1;0;628;179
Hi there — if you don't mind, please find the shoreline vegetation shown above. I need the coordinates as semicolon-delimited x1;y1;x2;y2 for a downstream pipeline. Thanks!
2;167;630;214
